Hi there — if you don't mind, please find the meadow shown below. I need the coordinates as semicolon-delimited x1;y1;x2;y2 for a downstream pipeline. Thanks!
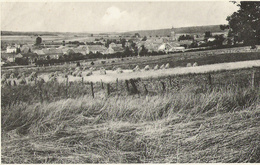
1;66;260;163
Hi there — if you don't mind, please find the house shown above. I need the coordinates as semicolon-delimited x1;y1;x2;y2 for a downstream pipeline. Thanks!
87;45;107;54
73;45;89;55
111;46;124;54
198;41;206;46
169;46;185;52
144;43;160;52
34;48;63;60
20;45;32;54
6;53;23;62
207;37;216;42
21;53;38;64
109;43;123;48
158;43;173;52
42;48;63;59
33;49;45;55
158;42;183;53
1;60;7;66
6;46;17;53
65;49;75;55
105;47;115;54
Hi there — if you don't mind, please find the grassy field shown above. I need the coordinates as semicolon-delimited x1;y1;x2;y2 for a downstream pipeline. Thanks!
1;67;260;163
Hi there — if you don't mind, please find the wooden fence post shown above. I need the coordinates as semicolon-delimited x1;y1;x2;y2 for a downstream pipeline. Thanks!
161;81;165;92
107;83;110;96
91;82;94;98
208;74;212;86
66;77;69;86
101;79;104;89
169;76;172;86
251;70;255;88
143;83;148;94
129;79;139;94
116;78;119;90
125;80;129;92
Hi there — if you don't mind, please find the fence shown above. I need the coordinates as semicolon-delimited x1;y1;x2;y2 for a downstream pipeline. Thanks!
2;67;259;108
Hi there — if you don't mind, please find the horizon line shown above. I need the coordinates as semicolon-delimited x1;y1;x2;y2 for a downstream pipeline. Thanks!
1;24;225;34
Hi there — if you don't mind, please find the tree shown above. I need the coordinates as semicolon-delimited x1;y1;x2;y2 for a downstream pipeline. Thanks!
123;46;132;56
227;1;260;45
204;31;212;38
16;48;21;53
120;38;126;47
214;35;225;46
36;37;42;45
142;36;147;41
220;24;229;31
139;45;148;56
134;33;140;38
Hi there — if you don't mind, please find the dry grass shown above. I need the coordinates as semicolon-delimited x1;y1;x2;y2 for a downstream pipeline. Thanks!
1;82;260;163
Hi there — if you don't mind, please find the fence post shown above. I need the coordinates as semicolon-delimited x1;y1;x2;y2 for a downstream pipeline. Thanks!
208;74;212;86
143;83;148;94
251;70;255;88
101;79;104;89
107;83;110;96
161;81;165;92
129;79;139;94
125;80;129;92
169;76;172;86
91;82;94;98
82;77;84;84
116;78;119;90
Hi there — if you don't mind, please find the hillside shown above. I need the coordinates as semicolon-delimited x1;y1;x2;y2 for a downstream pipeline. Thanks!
1;31;91;36
121;25;226;37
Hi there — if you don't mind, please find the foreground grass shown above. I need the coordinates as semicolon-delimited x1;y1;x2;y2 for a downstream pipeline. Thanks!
2;84;259;163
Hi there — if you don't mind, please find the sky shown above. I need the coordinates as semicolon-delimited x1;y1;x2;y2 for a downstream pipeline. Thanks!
1;1;239;33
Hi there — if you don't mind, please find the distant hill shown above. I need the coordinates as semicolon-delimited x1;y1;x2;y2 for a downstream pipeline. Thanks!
1;31;91;36
121;25;226;37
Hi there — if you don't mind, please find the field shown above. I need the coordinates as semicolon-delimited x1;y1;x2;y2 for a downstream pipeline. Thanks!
2;61;260;163
1;35;95;45
1;49;260;163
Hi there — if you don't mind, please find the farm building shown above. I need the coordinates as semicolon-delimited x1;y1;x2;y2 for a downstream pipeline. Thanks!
20;45;33;53
109;43;123;48
87;45;107;54
33;49;45;55
6;46;17;53
207;37;216;42
158;42;184;52
3;53;23;62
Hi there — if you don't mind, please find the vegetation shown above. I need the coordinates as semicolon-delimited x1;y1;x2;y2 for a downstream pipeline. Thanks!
35;37;42;45
1;68;259;163
227;1;260;45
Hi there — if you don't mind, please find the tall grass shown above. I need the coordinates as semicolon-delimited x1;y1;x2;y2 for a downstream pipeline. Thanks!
2;82;259;163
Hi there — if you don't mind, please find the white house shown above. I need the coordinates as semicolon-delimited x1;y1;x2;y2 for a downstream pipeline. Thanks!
6;46;17;53
207;38;216;42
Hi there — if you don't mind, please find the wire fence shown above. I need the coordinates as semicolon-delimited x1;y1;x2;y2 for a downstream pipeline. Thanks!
1;67;259;108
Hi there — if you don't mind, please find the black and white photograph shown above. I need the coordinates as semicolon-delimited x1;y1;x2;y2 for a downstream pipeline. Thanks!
1;1;260;163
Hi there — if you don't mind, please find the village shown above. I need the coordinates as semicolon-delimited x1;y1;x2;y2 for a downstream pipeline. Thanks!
1;26;232;67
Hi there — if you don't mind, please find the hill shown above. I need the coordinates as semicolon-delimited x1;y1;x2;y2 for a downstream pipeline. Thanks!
121;25;225;37
1;31;91;36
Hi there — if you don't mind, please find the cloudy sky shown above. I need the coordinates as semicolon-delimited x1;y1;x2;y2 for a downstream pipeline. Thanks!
1;1;239;33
